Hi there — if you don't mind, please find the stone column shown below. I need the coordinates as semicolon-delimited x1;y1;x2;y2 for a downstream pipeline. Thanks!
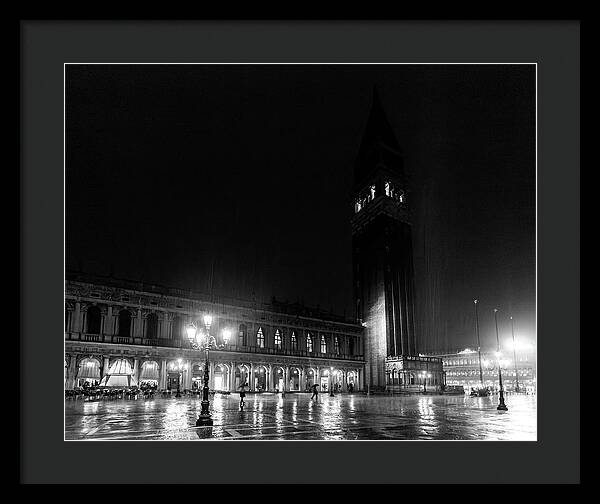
81;310;88;334
342;370;347;392
73;302;81;334
315;367;320;391
284;366;290;392
136;309;143;338
102;357;110;379
250;364;255;391
230;361;235;391
67;356;78;389
133;358;139;384
184;360;192;390
209;361;215;390
105;306;113;336
159;359;167;390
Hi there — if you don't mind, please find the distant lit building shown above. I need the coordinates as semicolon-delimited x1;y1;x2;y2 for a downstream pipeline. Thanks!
426;348;537;394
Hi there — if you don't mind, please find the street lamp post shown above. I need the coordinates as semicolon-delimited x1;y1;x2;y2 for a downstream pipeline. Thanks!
494;309;508;411
186;315;229;427
511;316;520;393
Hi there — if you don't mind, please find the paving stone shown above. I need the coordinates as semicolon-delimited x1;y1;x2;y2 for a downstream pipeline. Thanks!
65;392;536;440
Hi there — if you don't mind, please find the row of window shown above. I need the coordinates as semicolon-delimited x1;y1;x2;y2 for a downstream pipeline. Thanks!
66;307;185;340
446;356;531;366
354;180;405;213
247;326;347;354
66;307;357;355
446;370;533;377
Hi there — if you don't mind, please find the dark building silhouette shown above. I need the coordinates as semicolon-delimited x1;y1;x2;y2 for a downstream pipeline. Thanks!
351;89;442;391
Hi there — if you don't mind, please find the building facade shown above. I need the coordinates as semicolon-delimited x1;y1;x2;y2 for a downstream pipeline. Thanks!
431;349;537;394
65;273;365;393
351;89;444;392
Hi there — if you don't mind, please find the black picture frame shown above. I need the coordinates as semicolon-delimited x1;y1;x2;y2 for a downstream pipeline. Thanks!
20;20;580;485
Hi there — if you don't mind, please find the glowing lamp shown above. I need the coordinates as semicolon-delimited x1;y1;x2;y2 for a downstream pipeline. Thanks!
186;324;197;342
222;329;231;344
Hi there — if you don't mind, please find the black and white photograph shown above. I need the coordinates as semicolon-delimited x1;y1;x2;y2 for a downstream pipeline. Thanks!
63;63;537;441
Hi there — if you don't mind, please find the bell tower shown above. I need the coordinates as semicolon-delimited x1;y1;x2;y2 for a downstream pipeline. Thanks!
351;88;418;390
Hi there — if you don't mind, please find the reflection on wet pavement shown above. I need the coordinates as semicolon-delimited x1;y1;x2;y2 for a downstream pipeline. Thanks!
65;392;536;441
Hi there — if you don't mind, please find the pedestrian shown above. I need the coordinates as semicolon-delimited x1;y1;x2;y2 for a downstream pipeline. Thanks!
310;383;319;400
238;382;248;409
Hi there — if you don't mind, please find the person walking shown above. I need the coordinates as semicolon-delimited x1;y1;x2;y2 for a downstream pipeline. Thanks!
310;383;320;400
238;382;248;410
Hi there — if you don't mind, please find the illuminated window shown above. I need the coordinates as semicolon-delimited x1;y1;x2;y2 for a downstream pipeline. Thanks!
320;335;327;353
334;336;340;355
369;184;376;201
291;331;298;350
274;329;282;349
384;181;405;203
306;333;313;353
355;196;365;213
256;327;264;348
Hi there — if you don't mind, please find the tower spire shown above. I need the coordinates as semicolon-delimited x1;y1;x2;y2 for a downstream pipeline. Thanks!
354;86;404;186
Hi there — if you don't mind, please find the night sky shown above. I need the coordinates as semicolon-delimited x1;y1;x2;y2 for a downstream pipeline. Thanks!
66;64;535;353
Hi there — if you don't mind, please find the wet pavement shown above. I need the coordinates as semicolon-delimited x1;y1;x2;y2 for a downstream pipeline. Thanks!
64;392;536;441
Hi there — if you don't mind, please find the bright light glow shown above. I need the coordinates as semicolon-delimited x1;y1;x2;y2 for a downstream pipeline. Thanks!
504;340;535;352
495;351;502;359
459;348;476;354
222;329;231;343
203;315;212;327
186;325;196;341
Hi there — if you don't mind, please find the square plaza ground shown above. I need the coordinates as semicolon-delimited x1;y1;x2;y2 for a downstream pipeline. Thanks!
65;392;536;441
